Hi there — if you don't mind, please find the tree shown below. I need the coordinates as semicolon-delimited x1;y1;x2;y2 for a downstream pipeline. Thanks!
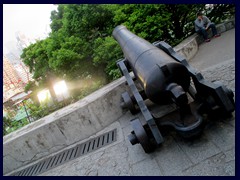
21;39;58;99
21;40;50;82
3;116;12;136
164;5;205;41
62;5;114;39
205;4;235;23
113;4;170;42
21;4;235;85
112;4;206;45
93;36;123;79
50;4;65;32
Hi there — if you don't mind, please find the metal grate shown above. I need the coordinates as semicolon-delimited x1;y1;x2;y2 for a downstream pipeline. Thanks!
12;129;117;176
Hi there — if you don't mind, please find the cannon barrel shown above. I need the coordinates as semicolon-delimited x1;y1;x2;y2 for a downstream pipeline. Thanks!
113;25;190;104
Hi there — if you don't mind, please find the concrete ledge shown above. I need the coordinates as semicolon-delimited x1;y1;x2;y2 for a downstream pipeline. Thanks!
174;19;235;61
3;76;129;174
174;34;199;61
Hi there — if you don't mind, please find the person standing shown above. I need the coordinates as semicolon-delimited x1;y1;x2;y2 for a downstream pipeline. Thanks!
194;12;221;42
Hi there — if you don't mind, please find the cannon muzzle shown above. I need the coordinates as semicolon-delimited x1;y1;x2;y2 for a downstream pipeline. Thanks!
113;25;190;105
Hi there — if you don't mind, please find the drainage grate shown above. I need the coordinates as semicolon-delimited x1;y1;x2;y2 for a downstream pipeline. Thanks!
12;128;117;176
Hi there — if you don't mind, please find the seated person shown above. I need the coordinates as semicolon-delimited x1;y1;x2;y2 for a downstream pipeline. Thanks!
194;12;220;42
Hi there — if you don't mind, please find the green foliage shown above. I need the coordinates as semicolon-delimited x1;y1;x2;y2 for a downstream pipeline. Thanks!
3;115;29;136
25;101;50;119
24;81;39;94
93;36;123;79
113;4;204;45
50;5;65;32
164;4;205;42
62;5;114;39
204;4;235;23
21;39;52;82
50;48;82;71
113;4;171;42
76;80;105;99
3;116;12;136
20;4;235;97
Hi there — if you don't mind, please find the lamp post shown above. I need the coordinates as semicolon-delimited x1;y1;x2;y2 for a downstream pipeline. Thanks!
53;80;69;103
22;100;31;123
37;89;52;105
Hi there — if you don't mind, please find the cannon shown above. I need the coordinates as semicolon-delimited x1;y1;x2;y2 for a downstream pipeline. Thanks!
113;25;235;153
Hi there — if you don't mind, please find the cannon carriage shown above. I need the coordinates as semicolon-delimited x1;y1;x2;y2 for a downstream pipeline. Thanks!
113;25;235;153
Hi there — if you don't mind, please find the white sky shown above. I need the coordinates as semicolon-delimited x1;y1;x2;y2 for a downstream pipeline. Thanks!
3;4;58;53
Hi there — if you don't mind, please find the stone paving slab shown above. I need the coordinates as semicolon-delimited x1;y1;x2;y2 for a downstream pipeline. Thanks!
174;134;221;165
131;158;163;176
182;152;235;176
153;135;193;176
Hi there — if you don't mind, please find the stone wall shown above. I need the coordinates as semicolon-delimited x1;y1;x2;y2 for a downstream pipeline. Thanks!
3;77;129;174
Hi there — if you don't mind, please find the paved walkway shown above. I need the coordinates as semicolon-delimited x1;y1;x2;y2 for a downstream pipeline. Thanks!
189;28;235;70
31;29;236;176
